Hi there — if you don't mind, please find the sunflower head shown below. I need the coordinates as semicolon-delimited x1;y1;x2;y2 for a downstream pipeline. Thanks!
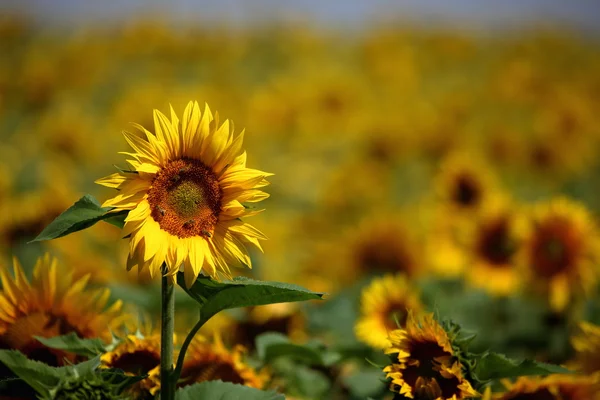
100;333;162;398
179;334;268;389
96;101;271;287
0;254;122;367
483;374;600;400
570;321;600;374
383;313;478;400
435;152;498;216
465;199;523;296
521;197;600;310
355;274;423;349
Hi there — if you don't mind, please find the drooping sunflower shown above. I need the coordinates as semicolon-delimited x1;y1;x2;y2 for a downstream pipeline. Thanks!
0;254;122;366
570;321;600;374
464;199;524;296
100;333;162;399
482;374;600;400
383;313;478;400
179;334;268;389
520;197;600;311
96;101;271;286
355;274;424;349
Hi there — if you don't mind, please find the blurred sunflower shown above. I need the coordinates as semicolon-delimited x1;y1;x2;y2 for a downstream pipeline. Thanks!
435;152;499;217
464;200;523;296
344;217;419;281
383;313;478;400
521;198;600;310
0;254;122;366
570;321;600;374
483;374;600;400
101;333;161;399
355;274;424;349
179;334;268;389
96;101;271;286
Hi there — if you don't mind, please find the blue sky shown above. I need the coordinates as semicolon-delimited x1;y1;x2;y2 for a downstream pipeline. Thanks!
3;0;600;31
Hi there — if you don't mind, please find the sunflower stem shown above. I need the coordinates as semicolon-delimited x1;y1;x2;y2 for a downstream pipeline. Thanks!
160;266;175;400
172;311;210;384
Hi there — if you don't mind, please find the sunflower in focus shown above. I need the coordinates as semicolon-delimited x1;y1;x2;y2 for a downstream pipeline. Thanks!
355;274;423;349
435;152;498;217
101;333;162;399
383;313;478;400
96;101;271;286
464;199;523;296
570;321;600;374
483;374;600;400
521;197;600;311
179;334;268;389
0;254;122;367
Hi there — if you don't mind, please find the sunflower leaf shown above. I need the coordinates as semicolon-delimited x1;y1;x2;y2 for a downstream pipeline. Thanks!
30;194;128;242
174;380;284;400
35;333;106;358
473;352;572;381
0;350;62;397
177;274;325;322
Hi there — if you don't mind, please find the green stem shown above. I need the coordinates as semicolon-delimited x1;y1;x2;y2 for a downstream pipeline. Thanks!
172;312;210;383
160;267;175;400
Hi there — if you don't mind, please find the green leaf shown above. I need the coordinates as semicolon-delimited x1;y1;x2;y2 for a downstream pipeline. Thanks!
177;274;325;323
473;352;572;381
0;350;62;397
342;367;387;398
30;194;128;242
255;332;339;366
175;380;284;400
35;333;106;358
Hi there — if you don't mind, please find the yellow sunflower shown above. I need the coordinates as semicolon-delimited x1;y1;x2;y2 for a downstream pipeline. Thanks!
96;101;271;286
179;334;268;389
101;333;162;398
0;254;122;366
464;199;523;296
520;197;600;311
482;374;600;400
383;313;478;400
570;321;600;374
434;152;499;217
355;274;424;349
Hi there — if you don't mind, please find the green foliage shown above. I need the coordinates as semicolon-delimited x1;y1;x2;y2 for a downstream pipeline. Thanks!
271;358;331;399
177;273;325;322
341;367;387;399
473;352;572;382
35;333;106;358
30;194;127;242
0;350;144;400
174;380;284;400
255;332;340;366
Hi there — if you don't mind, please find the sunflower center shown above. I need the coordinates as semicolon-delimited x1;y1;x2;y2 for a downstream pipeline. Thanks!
148;158;221;239
453;174;481;208
477;218;516;267
110;350;161;376
355;231;414;276
180;361;244;387
530;218;580;278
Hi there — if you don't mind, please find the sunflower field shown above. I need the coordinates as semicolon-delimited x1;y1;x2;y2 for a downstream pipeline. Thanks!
1;11;600;400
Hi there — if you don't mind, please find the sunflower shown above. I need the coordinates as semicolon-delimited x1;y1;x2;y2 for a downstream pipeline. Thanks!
464;199;523;296
355;274;424;349
434;152;498;217
0;254;122;367
179;334;268;389
482;374;600;400
100;333;161;399
96;101;271;286
570;321;600;374
383;313;478;400
520;197;600;311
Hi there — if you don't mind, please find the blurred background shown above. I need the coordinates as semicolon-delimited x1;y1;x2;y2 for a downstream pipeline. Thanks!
1;1;600;396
